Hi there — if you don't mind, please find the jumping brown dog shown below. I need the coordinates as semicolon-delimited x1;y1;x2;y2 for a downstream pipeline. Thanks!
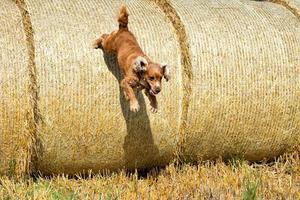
93;5;170;113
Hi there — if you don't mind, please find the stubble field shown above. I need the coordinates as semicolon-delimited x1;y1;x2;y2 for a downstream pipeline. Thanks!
0;152;299;200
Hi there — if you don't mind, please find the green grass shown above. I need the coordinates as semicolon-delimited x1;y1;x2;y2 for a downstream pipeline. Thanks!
243;178;261;200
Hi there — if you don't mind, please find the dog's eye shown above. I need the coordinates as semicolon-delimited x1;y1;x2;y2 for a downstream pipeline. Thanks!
149;76;155;81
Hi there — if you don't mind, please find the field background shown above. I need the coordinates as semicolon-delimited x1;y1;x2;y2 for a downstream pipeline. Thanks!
0;152;299;200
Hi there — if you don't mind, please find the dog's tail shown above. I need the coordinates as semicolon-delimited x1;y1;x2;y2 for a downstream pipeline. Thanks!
118;5;129;29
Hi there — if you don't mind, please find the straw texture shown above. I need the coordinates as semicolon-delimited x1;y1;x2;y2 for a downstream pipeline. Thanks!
166;0;300;161
152;0;192;162
0;0;31;178
269;0;300;20
0;0;300;176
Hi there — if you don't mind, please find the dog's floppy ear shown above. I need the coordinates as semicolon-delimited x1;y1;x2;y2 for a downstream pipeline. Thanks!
161;63;171;81
133;56;148;73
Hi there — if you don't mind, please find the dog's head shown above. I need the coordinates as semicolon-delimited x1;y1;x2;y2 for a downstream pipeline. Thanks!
134;56;170;96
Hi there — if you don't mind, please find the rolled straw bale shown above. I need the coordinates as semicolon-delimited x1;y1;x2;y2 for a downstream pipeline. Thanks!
0;0;31;177
165;0;300;161
22;0;181;175
1;0;300;176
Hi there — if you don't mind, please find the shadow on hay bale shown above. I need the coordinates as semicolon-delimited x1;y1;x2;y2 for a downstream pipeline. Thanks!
103;52;160;170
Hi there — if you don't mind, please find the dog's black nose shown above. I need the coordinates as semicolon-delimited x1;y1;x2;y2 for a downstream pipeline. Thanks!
155;87;161;93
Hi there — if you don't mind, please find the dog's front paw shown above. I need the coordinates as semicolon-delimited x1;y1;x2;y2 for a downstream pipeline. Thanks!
149;100;158;113
150;107;158;113
130;100;140;112
150;102;158;113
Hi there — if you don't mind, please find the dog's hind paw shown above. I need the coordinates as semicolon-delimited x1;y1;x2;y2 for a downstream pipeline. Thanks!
93;38;103;49
130;100;140;113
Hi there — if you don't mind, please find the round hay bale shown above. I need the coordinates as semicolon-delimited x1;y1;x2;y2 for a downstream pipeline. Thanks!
165;0;300;161
0;0;299;176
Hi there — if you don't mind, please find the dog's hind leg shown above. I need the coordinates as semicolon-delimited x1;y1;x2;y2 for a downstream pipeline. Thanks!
93;34;109;49
93;34;107;49
93;37;104;49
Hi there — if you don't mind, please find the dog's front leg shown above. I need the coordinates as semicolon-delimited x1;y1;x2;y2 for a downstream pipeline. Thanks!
121;77;140;112
145;90;158;113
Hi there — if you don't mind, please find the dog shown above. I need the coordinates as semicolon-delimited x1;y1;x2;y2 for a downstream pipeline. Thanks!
93;5;170;113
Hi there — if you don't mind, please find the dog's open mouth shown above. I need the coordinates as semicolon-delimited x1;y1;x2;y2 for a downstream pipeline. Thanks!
149;89;159;96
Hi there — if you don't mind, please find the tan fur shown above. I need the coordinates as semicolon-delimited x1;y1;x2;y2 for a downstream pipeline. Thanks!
93;5;170;113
